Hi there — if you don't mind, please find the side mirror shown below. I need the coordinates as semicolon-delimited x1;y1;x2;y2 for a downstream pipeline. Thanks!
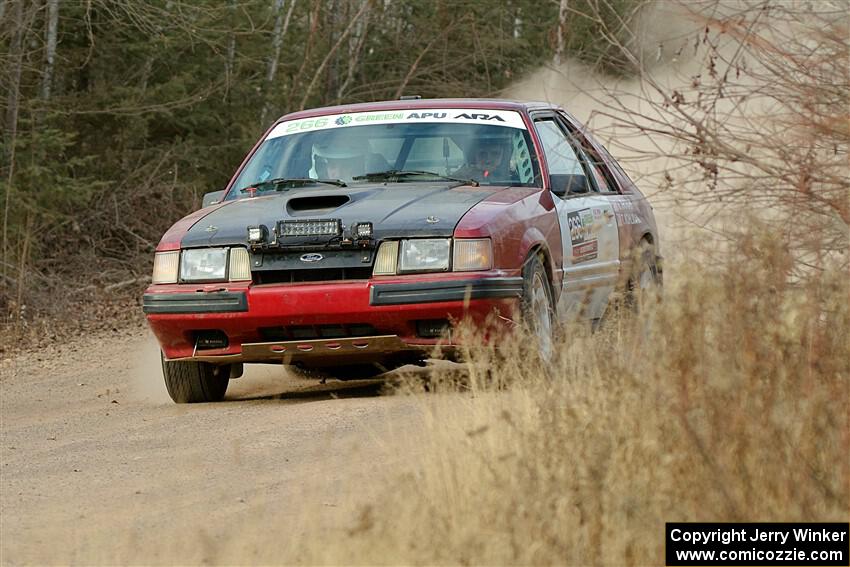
202;190;225;208
550;174;589;197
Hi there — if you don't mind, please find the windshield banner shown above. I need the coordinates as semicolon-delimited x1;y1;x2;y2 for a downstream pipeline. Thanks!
267;108;527;140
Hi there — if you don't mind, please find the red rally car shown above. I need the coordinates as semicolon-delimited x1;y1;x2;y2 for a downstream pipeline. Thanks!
143;98;661;403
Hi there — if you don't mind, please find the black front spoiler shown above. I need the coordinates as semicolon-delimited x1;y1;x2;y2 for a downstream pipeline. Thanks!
369;277;524;306
142;291;248;314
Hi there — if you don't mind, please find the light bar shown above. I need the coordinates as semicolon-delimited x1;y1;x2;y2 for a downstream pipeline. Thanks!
279;219;341;237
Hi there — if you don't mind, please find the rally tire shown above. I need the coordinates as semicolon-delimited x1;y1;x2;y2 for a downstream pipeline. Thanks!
627;239;661;310
161;353;230;403
520;252;555;365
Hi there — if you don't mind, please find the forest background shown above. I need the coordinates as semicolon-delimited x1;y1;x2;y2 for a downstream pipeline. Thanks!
1;0;635;345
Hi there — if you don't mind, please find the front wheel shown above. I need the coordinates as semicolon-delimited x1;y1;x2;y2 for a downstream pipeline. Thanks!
520;253;555;365
161;353;230;403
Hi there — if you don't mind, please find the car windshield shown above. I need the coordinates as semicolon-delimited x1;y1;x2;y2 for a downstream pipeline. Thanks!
227;108;541;199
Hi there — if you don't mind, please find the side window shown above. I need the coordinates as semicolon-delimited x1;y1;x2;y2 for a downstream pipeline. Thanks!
535;119;583;175
534;118;592;196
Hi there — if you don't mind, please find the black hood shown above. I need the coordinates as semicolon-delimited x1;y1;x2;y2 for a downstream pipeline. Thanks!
181;182;500;248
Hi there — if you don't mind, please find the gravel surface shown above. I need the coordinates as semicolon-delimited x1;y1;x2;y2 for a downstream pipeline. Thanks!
0;324;432;564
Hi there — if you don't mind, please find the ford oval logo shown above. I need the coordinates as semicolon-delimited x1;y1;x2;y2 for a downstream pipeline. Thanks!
300;253;324;263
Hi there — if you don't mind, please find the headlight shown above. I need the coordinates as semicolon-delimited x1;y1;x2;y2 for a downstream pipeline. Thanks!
152;251;179;284
180;248;228;282
399;239;450;273
453;239;492;271
372;238;493;276
151;247;252;284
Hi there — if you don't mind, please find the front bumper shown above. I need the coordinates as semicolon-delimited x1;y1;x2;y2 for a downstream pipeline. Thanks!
144;272;522;363
142;290;249;314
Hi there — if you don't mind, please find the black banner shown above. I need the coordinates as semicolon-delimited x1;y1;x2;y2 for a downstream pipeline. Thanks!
666;523;849;566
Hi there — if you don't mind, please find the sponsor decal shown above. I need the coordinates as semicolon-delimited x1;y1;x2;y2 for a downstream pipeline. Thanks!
616;212;642;225
611;198;641;225
266;108;527;139
567;207;599;264
568;209;595;244
572;240;598;262
406;112;447;119
452;112;506;122
611;198;636;212
354;112;405;122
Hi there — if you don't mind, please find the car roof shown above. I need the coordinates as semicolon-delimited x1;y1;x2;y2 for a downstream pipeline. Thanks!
277;99;562;123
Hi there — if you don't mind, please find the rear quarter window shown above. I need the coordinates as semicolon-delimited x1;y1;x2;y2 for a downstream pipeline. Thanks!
597;145;635;193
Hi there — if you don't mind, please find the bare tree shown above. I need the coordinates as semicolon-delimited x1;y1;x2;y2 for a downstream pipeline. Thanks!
260;0;296;125
3;0;37;282
287;0;321;111
298;0;369;110
554;0;568;66
336;0;371;103
224;0;238;99
393;17;462;99
553;0;849;269
40;0;59;100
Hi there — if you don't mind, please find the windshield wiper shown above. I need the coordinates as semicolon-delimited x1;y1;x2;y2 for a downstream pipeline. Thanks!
352;170;479;187
239;177;347;193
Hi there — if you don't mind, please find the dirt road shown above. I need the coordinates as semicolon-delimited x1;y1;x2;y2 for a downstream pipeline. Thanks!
1;325;433;564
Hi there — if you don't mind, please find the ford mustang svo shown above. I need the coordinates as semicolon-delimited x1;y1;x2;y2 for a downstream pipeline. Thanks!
143;98;661;403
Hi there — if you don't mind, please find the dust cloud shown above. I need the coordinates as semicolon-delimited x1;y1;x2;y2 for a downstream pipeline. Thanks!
503;1;749;263
127;331;171;403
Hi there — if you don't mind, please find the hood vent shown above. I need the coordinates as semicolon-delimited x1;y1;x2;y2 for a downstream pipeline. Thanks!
287;194;350;216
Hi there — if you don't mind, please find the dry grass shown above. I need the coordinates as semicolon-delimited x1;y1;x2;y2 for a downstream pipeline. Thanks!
6;228;844;567
290;231;849;565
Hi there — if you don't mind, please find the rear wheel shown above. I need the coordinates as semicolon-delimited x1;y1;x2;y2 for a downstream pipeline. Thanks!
161;353;230;403
628;240;661;310
520;253;555;365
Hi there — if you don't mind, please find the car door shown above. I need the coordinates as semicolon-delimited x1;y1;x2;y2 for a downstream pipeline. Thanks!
532;113;621;322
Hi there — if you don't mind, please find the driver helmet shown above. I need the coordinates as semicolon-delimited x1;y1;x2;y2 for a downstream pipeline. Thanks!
311;138;367;180
468;136;512;174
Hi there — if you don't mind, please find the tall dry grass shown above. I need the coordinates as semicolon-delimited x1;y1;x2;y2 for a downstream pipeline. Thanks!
292;230;849;565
